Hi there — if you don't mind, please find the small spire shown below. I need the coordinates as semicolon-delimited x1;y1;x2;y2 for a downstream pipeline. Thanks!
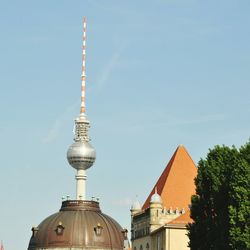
80;16;87;114
154;186;158;194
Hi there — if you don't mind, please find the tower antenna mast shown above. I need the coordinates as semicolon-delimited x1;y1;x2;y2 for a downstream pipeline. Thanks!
81;16;87;114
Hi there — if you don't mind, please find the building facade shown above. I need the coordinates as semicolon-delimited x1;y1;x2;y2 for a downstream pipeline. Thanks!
131;146;197;250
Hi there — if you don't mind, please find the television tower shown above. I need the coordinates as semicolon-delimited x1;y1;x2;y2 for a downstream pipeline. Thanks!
67;17;96;200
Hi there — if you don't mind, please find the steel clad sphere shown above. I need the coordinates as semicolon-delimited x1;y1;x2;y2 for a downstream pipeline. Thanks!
67;141;96;170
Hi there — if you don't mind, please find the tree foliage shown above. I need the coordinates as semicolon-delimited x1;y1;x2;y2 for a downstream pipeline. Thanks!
188;141;250;250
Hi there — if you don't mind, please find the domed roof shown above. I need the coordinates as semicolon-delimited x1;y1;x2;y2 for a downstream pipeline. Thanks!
28;200;124;250
150;193;162;203
131;200;141;211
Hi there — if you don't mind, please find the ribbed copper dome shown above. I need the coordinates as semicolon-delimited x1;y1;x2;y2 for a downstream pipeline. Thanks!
28;200;124;250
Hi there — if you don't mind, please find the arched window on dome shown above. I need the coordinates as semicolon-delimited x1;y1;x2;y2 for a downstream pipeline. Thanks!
94;223;103;236
31;227;39;237
146;243;149;249
140;245;143;250
55;222;65;236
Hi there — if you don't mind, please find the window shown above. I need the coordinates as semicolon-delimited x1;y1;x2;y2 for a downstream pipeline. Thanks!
94;223;103;236
55;222;65;236
157;235;161;250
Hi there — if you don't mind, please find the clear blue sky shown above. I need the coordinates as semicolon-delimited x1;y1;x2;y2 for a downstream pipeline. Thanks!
0;0;249;249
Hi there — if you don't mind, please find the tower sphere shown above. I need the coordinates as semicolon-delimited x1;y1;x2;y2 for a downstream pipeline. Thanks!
67;141;96;170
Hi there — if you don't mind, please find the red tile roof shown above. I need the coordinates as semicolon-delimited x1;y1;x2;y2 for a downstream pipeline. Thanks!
167;210;193;225
142;145;197;211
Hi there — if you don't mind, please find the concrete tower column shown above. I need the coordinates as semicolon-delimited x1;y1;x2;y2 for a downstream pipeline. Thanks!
75;169;87;200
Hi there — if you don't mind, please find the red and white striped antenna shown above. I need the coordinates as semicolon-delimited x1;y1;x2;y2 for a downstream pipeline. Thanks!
80;16;87;114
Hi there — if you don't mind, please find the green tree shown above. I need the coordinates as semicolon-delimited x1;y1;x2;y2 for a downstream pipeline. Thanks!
188;141;250;250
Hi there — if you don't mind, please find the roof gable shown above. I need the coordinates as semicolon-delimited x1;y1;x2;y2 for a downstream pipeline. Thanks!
142;145;197;210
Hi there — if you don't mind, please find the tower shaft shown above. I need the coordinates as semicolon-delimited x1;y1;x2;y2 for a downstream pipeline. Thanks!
76;169;87;200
